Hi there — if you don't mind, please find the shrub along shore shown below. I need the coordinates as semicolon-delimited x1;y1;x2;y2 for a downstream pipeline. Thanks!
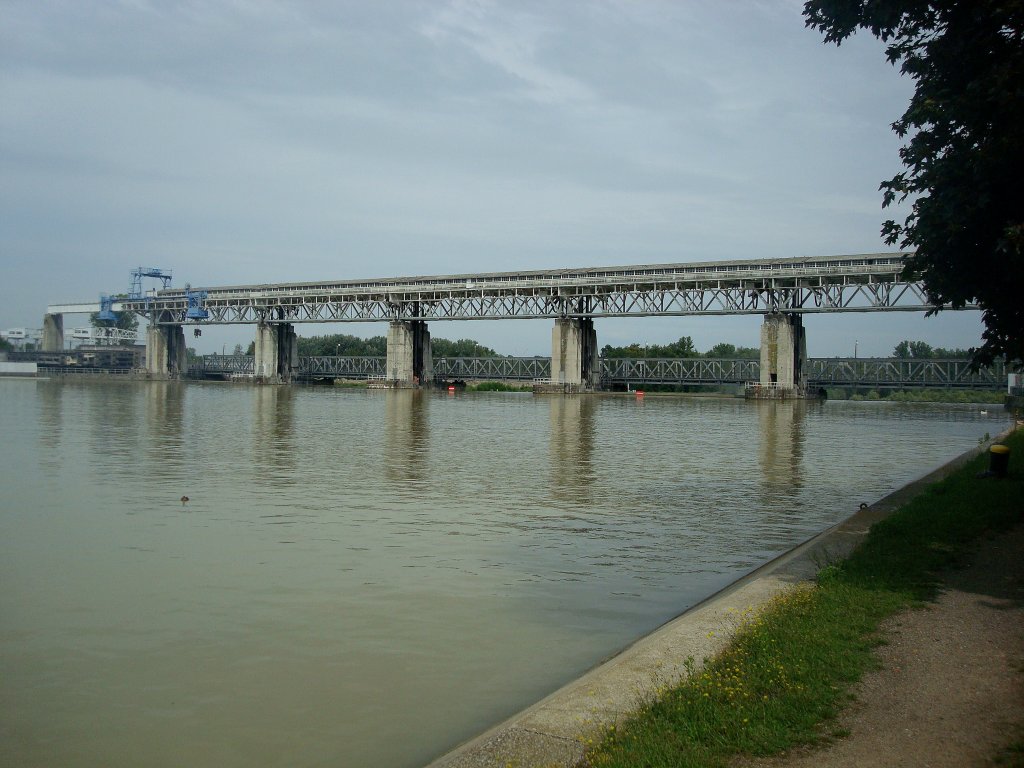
582;429;1022;768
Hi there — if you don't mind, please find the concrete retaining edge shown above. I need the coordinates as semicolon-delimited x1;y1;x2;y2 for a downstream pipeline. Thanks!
425;426;1017;768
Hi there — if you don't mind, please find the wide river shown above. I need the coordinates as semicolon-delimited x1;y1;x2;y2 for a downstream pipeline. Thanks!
0;378;1010;767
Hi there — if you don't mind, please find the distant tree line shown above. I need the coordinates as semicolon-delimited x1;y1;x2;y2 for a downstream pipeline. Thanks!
242;333;502;358
892;340;973;359
600;336;759;359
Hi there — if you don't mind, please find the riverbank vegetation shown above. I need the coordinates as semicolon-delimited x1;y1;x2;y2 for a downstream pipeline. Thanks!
466;381;531;392
582;430;1022;768
600;337;759;359
825;387;1006;404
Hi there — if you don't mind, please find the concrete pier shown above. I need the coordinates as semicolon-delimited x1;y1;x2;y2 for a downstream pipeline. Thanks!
550;318;598;390
42;313;64;352
386;320;432;387
254;322;298;383
758;313;807;395
146;325;188;378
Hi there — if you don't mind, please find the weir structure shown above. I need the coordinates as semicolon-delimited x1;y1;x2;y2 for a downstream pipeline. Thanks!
44;252;974;393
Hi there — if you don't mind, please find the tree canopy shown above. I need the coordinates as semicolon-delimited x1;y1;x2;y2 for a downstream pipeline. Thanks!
89;310;139;334
893;339;973;359
600;337;760;359
292;333;499;358
804;0;1023;366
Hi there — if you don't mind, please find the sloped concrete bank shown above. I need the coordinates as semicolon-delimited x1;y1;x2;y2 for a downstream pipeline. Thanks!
425;431;1013;768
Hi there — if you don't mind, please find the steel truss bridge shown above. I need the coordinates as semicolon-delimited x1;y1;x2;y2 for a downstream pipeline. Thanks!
192;355;1006;389
82;252;961;325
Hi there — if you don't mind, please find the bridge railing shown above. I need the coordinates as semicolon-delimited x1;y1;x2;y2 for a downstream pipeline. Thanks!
601;357;759;385
300;356;386;377
192;354;254;375
432;356;550;381
190;354;1008;389
807;358;1007;388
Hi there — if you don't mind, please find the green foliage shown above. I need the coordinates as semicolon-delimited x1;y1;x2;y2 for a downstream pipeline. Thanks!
293;333;499;358
588;430;1024;767
89;310;139;333
0;337;12;352
893;340;972;359
602;338;758;359
297;333;387;357
804;0;1024;367
831;387;1004;403
893;339;933;359
467;381;530;392
431;338;499;357
705;342;760;359
883;388;1004;404
933;346;974;359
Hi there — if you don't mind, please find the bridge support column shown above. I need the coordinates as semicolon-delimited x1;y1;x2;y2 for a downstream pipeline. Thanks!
759;313;807;393
386;320;432;387
42;313;64;352
551;318;598;389
254;322;298;383
146;325;188;378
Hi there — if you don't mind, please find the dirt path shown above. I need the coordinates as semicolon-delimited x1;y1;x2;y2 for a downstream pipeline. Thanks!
742;523;1024;768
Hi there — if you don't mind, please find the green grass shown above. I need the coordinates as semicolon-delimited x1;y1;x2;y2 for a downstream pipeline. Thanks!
466;381;532;392
583;431;1023;768
826;387;1005;403
332;379;369;388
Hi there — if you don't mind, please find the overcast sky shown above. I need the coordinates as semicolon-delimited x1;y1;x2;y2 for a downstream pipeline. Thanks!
0;0;985;356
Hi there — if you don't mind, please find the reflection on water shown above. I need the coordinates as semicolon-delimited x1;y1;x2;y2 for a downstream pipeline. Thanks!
384;389;429;484
36;380;63;464
253;384;295;479
145;380;185;479
758;400;806;494
0;381;1010;768
548;395;595;504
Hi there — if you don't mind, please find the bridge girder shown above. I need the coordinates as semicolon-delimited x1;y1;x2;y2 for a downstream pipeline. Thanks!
132;282;939;325
110;253;971;326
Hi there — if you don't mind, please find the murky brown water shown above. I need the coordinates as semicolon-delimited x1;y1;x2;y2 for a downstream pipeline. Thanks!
0;379;1009;767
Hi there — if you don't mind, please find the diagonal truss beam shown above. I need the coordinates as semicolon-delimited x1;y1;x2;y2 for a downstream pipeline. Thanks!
106;253;978;326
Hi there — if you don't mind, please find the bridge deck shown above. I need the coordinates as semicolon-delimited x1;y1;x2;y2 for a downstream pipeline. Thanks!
50;253;967;324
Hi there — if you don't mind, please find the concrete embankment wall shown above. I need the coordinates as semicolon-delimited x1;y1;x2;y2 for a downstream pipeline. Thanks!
0;362;38;377
426;427;1016;768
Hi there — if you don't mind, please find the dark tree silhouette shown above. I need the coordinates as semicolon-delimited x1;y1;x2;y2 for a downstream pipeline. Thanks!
805;0;1023;366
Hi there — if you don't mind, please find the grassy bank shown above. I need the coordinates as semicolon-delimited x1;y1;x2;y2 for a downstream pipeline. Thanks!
466;381;532;392
583;430;1023;768
825;387;1005;404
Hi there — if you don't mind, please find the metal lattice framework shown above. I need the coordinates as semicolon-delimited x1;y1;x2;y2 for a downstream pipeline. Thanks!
189;355;1007;388
601;358;760;385
602;357;1006;388
806;358;1008;388
432;356;550;380
99;252;967;326
300;356;386;377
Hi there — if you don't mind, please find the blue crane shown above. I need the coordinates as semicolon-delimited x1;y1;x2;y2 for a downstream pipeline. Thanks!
129;267;173;299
